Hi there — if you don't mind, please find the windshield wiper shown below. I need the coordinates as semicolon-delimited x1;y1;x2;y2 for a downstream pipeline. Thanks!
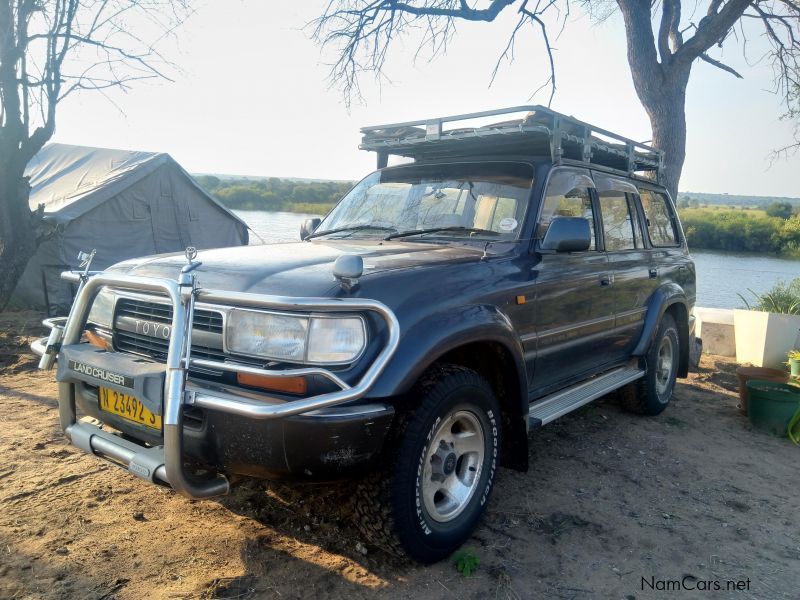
306;224;398;239
384;226;501;241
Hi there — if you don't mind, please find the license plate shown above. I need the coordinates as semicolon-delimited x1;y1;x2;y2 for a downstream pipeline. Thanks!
99;387;162;430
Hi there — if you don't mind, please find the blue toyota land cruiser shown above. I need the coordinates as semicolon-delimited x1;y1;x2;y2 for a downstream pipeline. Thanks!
35;106;696;563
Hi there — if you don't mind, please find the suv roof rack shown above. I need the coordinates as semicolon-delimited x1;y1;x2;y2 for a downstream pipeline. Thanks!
360;105;663;183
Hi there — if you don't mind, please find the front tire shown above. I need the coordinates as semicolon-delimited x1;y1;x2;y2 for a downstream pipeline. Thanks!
623;313;679;415
353;365;502;563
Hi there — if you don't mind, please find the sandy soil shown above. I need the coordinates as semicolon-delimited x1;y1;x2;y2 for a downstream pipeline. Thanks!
1;310;799;599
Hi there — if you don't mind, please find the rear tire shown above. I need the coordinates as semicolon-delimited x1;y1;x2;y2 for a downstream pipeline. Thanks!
622;313;679;416
352;365;502;563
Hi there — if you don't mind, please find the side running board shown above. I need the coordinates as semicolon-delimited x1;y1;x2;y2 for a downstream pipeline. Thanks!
528;366;644;428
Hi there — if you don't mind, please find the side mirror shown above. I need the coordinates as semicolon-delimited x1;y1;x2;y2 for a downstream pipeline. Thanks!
300;218;322;240
541;217;591;252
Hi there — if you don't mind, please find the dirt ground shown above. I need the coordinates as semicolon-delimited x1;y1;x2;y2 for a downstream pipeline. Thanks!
1;310;799;600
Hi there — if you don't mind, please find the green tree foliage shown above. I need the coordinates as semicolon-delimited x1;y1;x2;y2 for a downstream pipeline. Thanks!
680;208;800;255
766;201;795;219
779;215;800;253
197;177;354;214
195;175;220;189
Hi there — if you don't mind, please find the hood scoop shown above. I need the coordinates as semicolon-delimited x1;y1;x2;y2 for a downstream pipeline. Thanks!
333;254;363;292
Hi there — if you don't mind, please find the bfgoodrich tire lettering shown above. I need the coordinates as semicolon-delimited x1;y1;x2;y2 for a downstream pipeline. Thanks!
352;364;502;563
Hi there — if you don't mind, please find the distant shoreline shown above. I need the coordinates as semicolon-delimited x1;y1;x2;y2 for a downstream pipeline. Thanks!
196;175;345;217
231;203;334;216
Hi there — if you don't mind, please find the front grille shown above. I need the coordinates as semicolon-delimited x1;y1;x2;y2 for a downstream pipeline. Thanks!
116;298;223;333
114;330;228;362
113;298;225;362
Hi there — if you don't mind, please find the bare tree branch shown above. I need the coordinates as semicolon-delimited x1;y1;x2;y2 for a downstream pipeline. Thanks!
309;0;567;106
390;0;516;20
0;0;191;309
520;0;559;106
658;0;682;62
674;0;752;63
772;84;800;160
700;51;743;77
312;0;798;116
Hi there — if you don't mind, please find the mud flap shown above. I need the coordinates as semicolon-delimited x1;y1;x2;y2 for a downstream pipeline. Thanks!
689;336;703;371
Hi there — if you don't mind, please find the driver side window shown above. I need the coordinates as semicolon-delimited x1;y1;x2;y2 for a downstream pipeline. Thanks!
538;170;596;250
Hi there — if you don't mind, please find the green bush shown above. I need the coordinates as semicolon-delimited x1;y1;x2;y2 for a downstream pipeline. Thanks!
454;548;480;577
679;208;800;256
766;201;795;219
738;277;800;314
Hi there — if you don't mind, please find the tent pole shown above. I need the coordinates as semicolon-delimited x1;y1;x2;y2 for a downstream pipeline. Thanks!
41;269;51;318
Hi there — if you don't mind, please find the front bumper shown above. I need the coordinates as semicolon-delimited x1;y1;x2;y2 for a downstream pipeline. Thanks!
63;359;395;479
37;269;400;496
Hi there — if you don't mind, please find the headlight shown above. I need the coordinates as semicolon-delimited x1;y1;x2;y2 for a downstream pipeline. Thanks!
87;289;115;329
227;311;308;362
226;309;366;364
307;316;367;364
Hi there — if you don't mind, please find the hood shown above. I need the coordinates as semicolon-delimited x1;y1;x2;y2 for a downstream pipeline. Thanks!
109;239;487;296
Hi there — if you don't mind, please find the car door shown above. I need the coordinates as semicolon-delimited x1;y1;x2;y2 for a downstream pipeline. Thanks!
637;186;694;308
529;167;616;397
594;173;656;360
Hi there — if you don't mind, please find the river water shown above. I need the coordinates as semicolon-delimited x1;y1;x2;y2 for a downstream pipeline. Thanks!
234;210;800;310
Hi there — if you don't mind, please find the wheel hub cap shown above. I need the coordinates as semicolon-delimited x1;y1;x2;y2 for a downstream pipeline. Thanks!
443;453;457;476
655;335;674;397
421;410;486;523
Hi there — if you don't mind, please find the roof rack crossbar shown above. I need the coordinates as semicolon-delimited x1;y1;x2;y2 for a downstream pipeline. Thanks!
360;105;664;183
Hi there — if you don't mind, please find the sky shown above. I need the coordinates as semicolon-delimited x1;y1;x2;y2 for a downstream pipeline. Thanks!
49;0;800;197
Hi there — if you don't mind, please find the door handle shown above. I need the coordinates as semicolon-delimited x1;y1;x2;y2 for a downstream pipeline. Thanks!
600;275;612;286
649;268;658;278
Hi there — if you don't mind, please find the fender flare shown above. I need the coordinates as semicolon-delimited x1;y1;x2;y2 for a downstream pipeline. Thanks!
368;304;528;417
633;284;690;376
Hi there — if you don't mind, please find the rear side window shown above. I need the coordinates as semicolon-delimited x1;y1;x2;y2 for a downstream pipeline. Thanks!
639;189;679;247
598;191;635;251
538;170;596;250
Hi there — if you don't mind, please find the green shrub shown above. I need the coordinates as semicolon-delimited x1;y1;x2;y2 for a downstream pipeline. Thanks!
738;277;800;314
679;208;799;256
454;548;480;577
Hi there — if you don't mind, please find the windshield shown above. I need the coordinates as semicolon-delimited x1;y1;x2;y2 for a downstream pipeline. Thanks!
315;162;533;241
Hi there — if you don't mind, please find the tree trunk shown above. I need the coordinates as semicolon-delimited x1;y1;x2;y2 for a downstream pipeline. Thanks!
642;76;690;201
0;164;38;312
617;0;692;200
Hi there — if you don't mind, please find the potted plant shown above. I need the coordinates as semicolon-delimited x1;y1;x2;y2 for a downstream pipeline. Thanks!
734;279;800;369
789;349;800;379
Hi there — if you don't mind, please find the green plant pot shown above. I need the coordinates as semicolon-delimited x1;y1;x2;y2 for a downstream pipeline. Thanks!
790;358;800;379
746;380;800;437
735;366;788;415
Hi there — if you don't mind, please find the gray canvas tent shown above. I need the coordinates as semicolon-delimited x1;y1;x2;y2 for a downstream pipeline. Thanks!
14;143;249;310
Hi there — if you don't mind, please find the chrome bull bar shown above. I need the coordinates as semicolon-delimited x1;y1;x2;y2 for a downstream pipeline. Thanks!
38;269;401;498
